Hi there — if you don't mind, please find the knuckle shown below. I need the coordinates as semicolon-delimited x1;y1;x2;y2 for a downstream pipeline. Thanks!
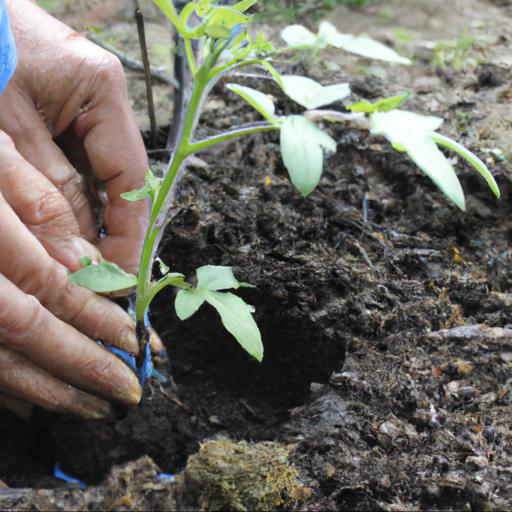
0;293;43;341
94;52;126;87
23;188;74;227
33;263;69;305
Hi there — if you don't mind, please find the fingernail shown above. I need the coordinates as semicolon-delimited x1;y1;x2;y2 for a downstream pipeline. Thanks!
74;393;114;420
111;364;142;405
116;325;139;355
149;328;164;353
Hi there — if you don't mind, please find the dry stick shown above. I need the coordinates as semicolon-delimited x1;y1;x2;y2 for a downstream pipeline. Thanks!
86;32;179;88
135;5;158;149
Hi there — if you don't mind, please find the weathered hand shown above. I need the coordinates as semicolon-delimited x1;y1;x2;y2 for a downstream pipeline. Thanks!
0;131;143;417
2;0;149;274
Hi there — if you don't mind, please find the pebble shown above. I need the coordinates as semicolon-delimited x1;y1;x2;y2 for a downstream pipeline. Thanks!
466;456;489;470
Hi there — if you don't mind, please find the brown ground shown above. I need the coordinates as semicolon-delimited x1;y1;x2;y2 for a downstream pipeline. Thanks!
1;0;512;510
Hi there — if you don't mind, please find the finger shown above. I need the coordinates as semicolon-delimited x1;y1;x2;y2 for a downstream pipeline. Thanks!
0;131;100;272
0;391;33;420
0;190;139;355
150;327;165;354
71;54;149;274
0;87;98;242
0;273;142;404
0;346;113;418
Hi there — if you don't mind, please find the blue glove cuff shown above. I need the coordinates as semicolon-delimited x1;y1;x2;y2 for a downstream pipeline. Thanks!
0;0;16;95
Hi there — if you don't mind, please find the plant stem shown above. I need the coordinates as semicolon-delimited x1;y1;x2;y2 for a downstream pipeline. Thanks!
189;122;279;153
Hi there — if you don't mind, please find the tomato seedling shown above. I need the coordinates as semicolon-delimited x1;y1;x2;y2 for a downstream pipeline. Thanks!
70;0;499;376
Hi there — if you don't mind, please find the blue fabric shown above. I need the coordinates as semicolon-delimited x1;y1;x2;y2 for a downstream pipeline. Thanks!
0;0;16;94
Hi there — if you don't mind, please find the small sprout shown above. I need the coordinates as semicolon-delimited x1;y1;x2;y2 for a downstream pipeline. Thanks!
348;92;410;113
70;0;500;380
280;21;411;65
121;169;162;202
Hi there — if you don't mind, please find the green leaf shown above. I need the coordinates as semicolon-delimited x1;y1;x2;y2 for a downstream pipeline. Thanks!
348;93;410;114
258;60;284;89
232;0;257;12
153;0;179;26
319;21;411;65
196;265;241;291
280;24;318;47
121;169;162;202
226;83;276;123
69;261;138;293
204;7;250;38
204;291;263;362
280;75;350;110
430;133;500;199
370;110;465;210
156;257;170;275
175;289;206;320
280;115;336;196
195;0;212;16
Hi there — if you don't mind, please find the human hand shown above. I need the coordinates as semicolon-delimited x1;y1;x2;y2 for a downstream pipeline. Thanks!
0;130;145;418
2;0;149;274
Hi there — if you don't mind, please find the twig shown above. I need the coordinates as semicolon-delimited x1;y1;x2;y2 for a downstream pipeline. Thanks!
135;4;158;148
86;32;179;88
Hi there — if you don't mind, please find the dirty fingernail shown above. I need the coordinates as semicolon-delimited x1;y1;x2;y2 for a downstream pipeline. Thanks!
149;328;164;353
116;325;139;355
73;392;114;420
112;364;142;405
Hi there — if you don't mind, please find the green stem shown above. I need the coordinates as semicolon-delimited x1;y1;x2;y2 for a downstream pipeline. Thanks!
189;122;279;153
184;38;197;75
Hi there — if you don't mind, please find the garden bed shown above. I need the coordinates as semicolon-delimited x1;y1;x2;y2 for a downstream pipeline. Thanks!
1;0;512;510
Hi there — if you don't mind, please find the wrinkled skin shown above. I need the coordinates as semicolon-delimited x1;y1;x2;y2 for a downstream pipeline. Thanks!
0;0;158;418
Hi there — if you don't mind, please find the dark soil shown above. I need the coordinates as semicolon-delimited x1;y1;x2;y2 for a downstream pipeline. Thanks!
2;0;512;510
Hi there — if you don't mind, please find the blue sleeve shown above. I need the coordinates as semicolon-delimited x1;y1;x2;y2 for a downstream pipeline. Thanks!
0;0;16;95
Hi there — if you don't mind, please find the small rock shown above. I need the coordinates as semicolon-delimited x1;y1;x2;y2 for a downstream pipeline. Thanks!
450;359;474;377
377;416;418;449
466;456;489;470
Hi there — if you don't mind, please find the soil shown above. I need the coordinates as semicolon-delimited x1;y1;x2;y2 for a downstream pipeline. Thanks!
2;0;512;510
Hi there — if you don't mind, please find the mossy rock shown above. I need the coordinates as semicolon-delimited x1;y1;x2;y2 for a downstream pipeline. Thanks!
183;439;312;511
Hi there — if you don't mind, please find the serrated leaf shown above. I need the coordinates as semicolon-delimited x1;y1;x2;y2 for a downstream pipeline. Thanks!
371;110;465;210
196;265;241;291
280;24;318;47
69;261;137;293
226;83;276;123
281;75;350;110
280;115;336;196
319;21;410;65
175;289;206;320
204;291;263;362
204;7;250;38
348;93;410;114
